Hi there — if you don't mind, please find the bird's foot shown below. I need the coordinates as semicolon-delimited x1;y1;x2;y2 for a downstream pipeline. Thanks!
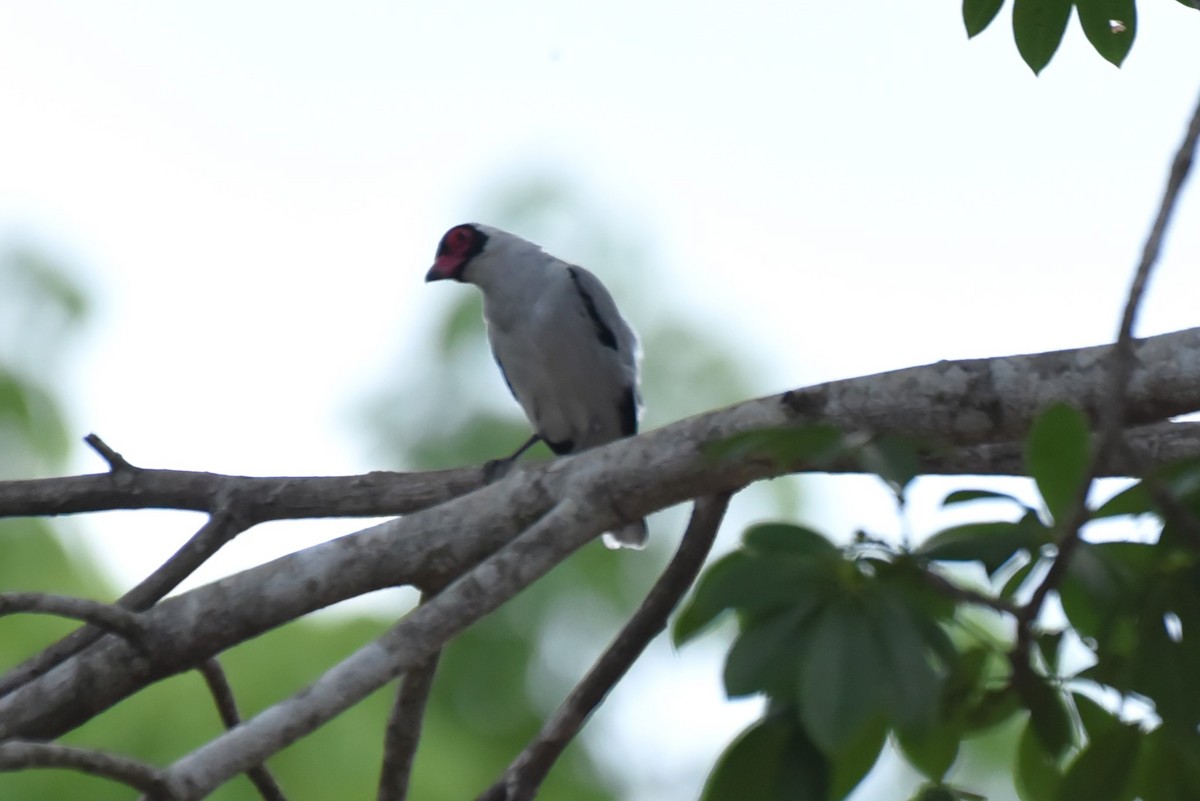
482;457;516;484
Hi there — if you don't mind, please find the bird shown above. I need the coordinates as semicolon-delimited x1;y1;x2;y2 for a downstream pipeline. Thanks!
424;223;648;548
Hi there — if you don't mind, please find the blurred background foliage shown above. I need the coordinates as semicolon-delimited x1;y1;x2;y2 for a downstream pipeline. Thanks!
0;175;799;800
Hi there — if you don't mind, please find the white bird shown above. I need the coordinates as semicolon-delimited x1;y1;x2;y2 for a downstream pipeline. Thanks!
424;223;648;548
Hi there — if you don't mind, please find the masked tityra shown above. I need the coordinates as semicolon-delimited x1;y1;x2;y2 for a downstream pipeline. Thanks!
424;223;648;549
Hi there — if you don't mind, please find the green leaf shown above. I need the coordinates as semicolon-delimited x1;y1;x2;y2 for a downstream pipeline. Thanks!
964;0;1006;36
1025;403;1092;523
1056;724;1141;801
1020;675;1074;758
797;599;889;755
871;590;943;732
724;604;822;698
1091;480;1152;519
701;713;829;801
705;425;845;468
919;513;1049;575
878;557;958;632
1017;718;1063;801
898;724;961;781
828;717;888;801
1127;579;1200;732
910;785;959;801
1135;728;1200;801
858;434;923;494
1001;555;1040;599
942;646;991;710
942;488;1027;508
744;522;840;561
1012;0;1074;74
1075;0;1136;66
674;552;753;644
1059;542;1155;643
797;588;943;759
964;686;1023;732
1073;692;1120;741
675;549;832;644
674;553;747;644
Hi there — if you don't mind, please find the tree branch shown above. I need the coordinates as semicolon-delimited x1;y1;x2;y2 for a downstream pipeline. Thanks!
1016;85;1200;659
377;593;442;801
0;592;148;644
0;740;171;799
7;330;1200;745
0;508;251;699
478;492;733;801
197;659;288;801
160;499;607;800
84;433;133;472
0;460;485;520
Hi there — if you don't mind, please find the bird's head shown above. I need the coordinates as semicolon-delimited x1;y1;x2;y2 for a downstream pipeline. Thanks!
424;224;548;289
425;223;489;283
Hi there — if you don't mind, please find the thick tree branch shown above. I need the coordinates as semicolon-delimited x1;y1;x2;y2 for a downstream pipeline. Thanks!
3;326;1200;526
479;492;733;801
7;330;1200;746
160;499;608;800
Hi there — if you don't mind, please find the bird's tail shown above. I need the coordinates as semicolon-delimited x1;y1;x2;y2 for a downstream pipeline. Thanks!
602;518;649;550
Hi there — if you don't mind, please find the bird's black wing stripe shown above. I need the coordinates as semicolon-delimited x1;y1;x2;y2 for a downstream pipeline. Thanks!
494;355;517;399
567;267;618;351
619;386;638;437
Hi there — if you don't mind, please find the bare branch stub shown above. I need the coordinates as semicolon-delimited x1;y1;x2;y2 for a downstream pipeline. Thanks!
84;433;135;473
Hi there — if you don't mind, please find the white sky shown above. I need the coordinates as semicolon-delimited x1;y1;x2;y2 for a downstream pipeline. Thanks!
2;2;1199;800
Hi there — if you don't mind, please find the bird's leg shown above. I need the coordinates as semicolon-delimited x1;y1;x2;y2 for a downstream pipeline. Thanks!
482;433;542;483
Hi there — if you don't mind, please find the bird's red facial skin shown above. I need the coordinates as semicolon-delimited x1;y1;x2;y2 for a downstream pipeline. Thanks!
428;224;485;281
430;252;465;278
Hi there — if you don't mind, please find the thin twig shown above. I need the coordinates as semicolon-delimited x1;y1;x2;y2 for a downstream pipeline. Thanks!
0;740;172;799
917;568;1019;617
198;659;288;801
0;508;250;699
477;493;733;801
0;592;149;645
157;500;611;799
1016;87;1200;663
1106;87;1200;418
377;592;442;801
0;461;486;521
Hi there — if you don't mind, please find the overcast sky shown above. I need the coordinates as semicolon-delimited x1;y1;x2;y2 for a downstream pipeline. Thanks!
2;2;1198;799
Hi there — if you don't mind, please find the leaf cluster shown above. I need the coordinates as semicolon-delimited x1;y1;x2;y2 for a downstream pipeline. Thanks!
964;0;1196;74
682;404;1200;800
